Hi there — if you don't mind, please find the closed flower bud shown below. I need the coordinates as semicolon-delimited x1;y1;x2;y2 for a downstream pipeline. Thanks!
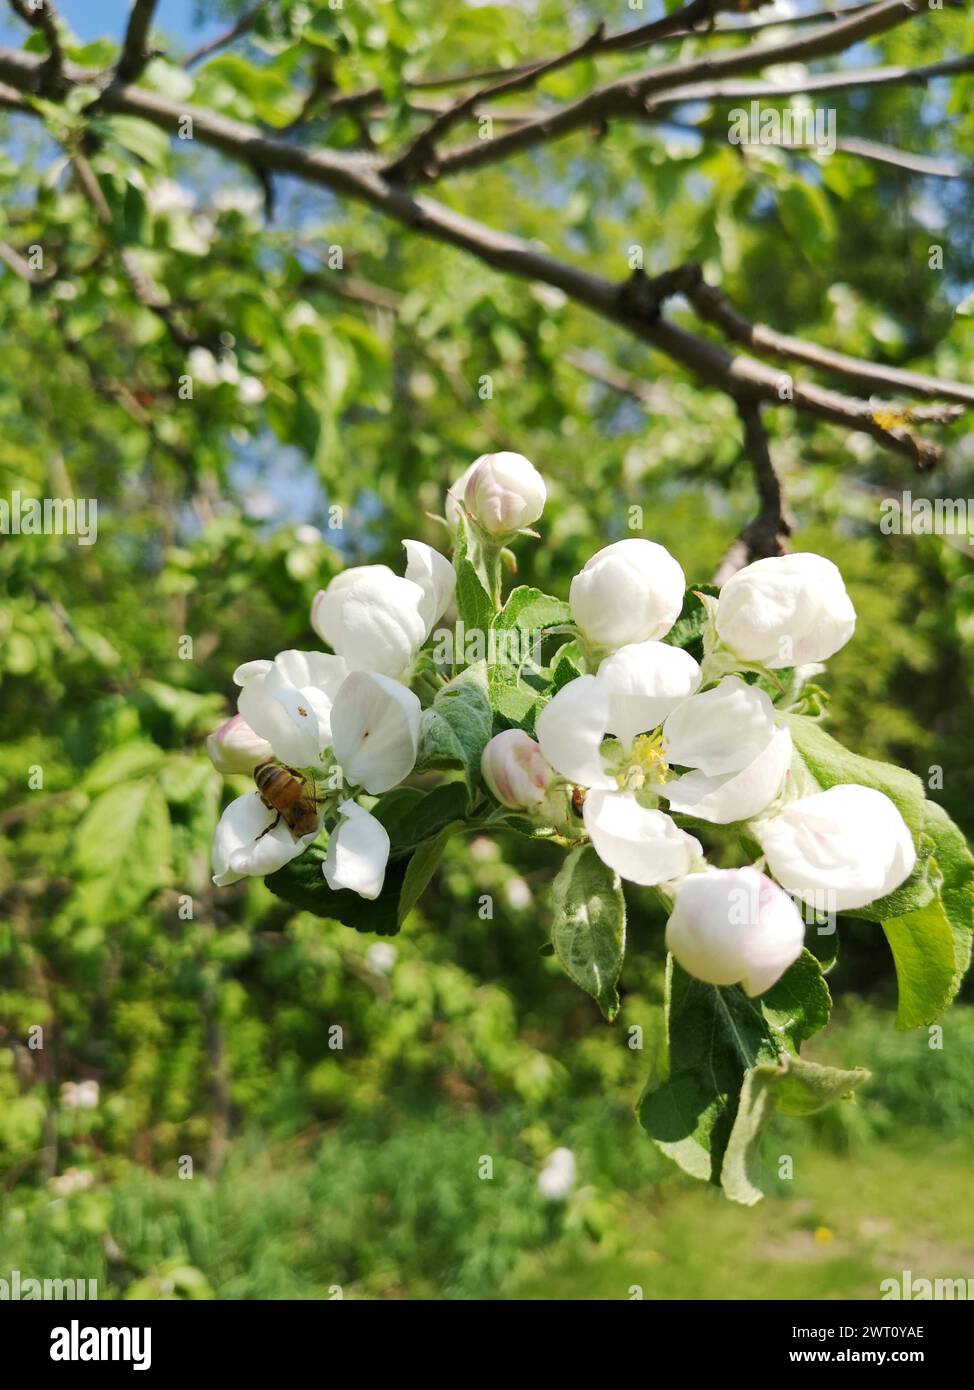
206;714;273;774
569;539;685;652
754;784;916;912
481;729;554;809
463;452;546;536
665;867;806;996
716;553;856;670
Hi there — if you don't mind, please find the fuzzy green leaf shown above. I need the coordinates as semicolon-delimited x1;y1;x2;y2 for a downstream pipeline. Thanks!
549;844;625;1021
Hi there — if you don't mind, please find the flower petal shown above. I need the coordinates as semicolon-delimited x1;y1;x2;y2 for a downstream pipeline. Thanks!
596;641;701;750
312;570;427;678
582;789;701;886
663;675;775;776
329;671;421;794
323;799;391;900
403;539;457;635
663;726;792;825
535;676;615;790
211;791;318;886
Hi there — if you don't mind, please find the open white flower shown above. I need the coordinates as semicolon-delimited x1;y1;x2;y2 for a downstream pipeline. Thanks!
311;540;455;678
753;783;916;911
463;451;546;536
569;539;685;652
535;646;703;886
665;867;806;996
716;553;856;669
235;650;349;768
212;661;421;892
661;676;792;824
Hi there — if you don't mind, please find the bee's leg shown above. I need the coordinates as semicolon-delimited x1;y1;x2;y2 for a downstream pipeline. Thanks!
255;812;282;842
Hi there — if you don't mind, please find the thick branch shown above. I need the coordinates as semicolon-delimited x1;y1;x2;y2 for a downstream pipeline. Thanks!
430;0;927;180
670;266;974;409
8;0;65;97
115;0;159;86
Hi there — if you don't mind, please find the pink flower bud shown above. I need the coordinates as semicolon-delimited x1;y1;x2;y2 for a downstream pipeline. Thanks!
463;452;546;537
206;714;273;775
481;729;554;809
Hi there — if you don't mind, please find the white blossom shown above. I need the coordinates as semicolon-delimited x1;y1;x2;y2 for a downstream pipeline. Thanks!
716;553;856;669
569;539;685;651
754;783;916;911
665;867;806;996
312;541;454;678
661;676;792;824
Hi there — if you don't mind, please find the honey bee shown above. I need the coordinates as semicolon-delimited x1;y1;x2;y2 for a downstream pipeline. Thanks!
570;785;586;819
254;759;319;840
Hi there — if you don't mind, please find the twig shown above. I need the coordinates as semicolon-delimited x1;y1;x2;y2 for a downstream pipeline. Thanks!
714;401;792;583
383;20;610;183
182;1;269;70
0;237;53;285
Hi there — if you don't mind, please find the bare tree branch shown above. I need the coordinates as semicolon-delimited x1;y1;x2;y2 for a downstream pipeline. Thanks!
383;19;609;184
429;0;929;180
331;3;878;118
833;136;972;179
714;401;792;583
0;237;53;285
182;1;269;71
8;0;66;97
646;51;974;111
115;0;160;86
667;265;974;409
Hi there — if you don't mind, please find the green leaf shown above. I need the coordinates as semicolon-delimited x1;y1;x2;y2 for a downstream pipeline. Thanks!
397;822;459;925
492;585;571;636
549;844;625;1021
882;897;958;1030
663;584;719;659
453;515;494;635
95;116;172;170
265;846;404;936
384;781;470;855
84;741;166;794
639;961;779;1184
74;779;171;919
415;668;492;795
760;949;832;1051
922;800;974;989
721;1054;869;1205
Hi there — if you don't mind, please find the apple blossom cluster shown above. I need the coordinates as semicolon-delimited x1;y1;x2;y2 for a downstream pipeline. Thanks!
205;449;921;1006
